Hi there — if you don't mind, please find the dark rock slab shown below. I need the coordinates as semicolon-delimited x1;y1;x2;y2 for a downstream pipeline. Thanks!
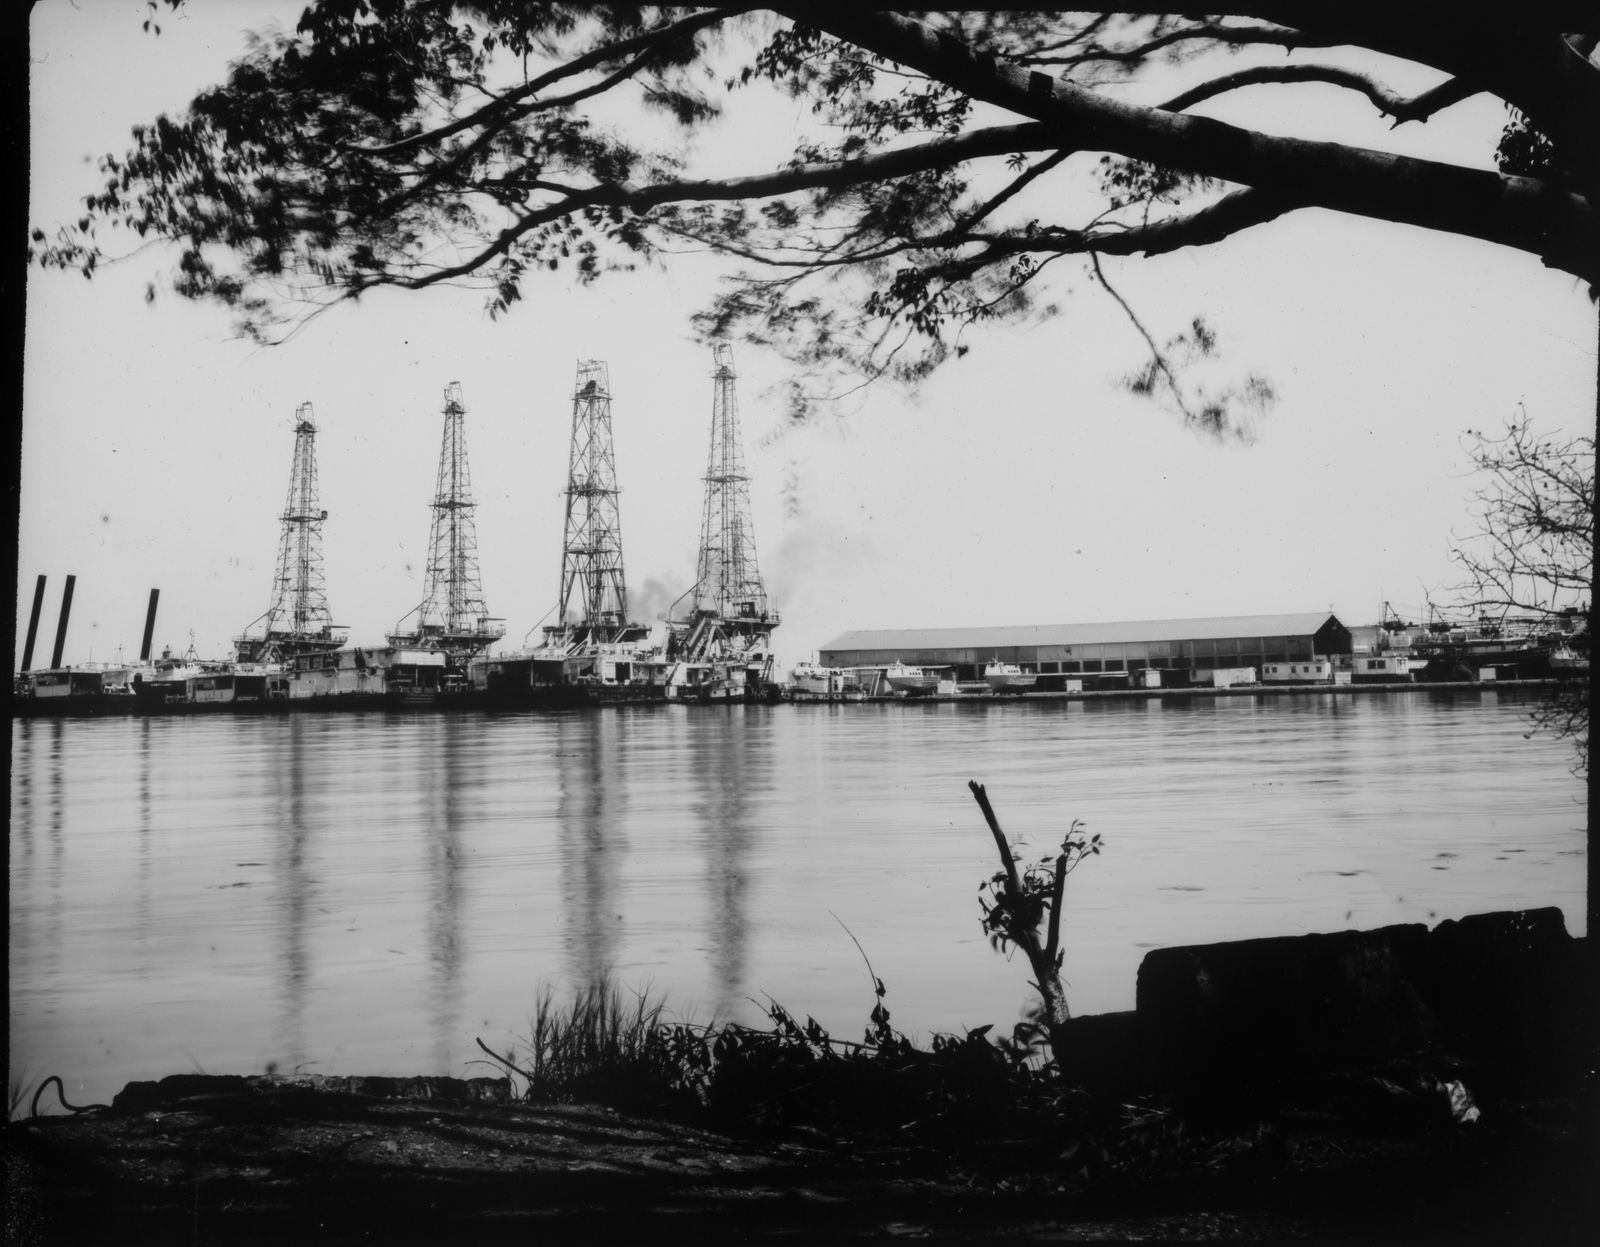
112;1074;253;1113
1127;908;1584;1096
1406;908;1585;1090
1135;921;1441;1091
1055;1010;1154;1095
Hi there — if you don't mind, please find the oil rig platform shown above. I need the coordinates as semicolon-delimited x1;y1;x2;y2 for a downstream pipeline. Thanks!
233;403;349;665
386;382;505;665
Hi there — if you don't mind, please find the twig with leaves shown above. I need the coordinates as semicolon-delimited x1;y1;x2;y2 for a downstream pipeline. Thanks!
969;780;1102;1064
832;911;897;1048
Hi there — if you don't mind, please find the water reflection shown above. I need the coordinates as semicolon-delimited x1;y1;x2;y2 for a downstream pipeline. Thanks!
37;721;67;994
423;716;466;1073
10;723;36;991
555;711;628;989
689;708;769;1015
137;719;152;951
11;721;32;852
48;719;65;893
9;689;1583;1107
273;716;313;1073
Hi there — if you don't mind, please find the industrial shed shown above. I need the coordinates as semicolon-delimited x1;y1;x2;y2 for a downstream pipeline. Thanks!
819;612;1352;687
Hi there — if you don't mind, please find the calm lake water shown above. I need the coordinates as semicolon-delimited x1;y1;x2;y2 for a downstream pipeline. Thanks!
9;688;1587;1108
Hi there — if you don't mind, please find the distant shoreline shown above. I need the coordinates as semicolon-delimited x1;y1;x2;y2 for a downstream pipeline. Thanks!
791;676;1574;704
9;676;1577;718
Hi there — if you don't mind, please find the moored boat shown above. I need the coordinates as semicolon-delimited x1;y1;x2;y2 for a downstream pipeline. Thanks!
790;660;845;697
1548;646;1589;672
885;661;940;695
1407;612;1561;680
983;661;1037;693
286;646;447;699
13;665;139;717
132;645;230;704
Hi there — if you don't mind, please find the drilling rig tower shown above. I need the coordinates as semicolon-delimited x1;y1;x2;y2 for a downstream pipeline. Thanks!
668;345;780;667
388;382;504;660
541;360;649;651
235;403;348;664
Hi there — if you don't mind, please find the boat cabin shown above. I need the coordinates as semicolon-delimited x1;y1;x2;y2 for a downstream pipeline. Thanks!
287;647;446;698
27;669;105;698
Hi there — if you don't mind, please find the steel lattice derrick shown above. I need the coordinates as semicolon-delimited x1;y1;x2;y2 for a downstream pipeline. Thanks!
674;345;778;660
555;360;631;638
392;383;504;656
235;403;346;663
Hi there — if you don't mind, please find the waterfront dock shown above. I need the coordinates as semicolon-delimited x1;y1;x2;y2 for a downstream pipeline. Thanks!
14;674;1574;719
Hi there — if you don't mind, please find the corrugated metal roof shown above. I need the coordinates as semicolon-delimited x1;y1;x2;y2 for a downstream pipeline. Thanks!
820;613;1343;652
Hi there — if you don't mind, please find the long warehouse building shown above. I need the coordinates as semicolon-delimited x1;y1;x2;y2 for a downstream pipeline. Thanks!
819;612;1353;687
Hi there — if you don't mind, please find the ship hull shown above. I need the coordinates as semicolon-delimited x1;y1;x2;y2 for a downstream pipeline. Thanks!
983;663;1037;693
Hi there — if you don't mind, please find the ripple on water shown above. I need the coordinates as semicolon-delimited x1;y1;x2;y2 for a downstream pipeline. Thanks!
9;689;1585;1104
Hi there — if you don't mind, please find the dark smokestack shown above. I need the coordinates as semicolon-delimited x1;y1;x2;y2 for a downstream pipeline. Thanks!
49;574;76;670
21;575;46;672
140;589;160;663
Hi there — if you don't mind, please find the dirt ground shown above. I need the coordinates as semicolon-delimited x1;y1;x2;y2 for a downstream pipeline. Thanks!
5;1073;1596;1244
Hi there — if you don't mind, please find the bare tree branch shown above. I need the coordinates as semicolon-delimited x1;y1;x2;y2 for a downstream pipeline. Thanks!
1453;414;1594;618
1089;251;1201;428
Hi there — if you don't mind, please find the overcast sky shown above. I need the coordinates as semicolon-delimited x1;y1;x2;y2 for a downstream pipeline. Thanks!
21;1;1597;670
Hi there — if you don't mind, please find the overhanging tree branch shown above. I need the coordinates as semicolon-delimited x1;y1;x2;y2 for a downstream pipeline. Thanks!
375;121;1059;290
787;7;1598;282
32;3;1600;422
344;8;742;160
1160;64;1480;125
1016;20;1342;67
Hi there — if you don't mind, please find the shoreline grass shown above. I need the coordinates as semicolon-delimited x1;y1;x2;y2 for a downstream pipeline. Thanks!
476;974;1074;1145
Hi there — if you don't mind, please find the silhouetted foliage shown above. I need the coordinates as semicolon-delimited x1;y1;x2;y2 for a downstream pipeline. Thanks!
969;780;1104;1068
475;974;1076;1145
1454;412;1593;769
32;5;1600;433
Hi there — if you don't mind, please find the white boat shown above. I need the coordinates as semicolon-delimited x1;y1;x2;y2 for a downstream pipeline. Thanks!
790;660;844;696
132;644;229;703
885;662;939;695
1549;646;1589;672
983;661;1037;693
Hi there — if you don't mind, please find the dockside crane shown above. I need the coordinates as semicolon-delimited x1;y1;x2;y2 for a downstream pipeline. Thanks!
388;382;504;661
234;403;348;665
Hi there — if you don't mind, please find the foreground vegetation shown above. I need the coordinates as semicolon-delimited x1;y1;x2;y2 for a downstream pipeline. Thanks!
469;782;1111;1146
476;975;1086;1149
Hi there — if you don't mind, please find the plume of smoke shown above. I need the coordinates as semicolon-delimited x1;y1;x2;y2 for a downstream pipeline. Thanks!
630;575;685;623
